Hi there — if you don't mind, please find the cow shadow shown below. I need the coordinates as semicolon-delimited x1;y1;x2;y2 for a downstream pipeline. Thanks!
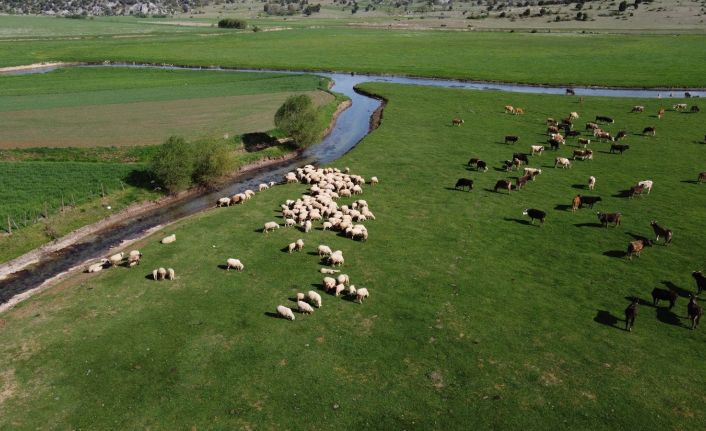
593;310;620;329
623;296;650;306
572;184;587;190
504;217;531;226
574;222;603;228
655;308;683;327
603;250;626;259
680;179;700;184
554;204;573;211
661;280;692;298
613;189;631;198
493;167;508;173
444;187;468;192
626;232;652;242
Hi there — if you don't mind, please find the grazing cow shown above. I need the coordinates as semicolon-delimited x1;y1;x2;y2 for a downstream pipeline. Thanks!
691;105;700;113
685;92;692;98
616;131;628;141
595;115;614;123
554;157;572;169
569;112;579;120
560;117;573;127
651;288;677;309
522;208;546;224
629;184;646;199
523;167;542;179
452;118;464;126
550;139;561;151
572;149;593;161
692;271;706;294
650;221;672;244
657;108;665;119
546;118;558;126
512;158;524;171
504;105;515;114
580;196;602;208
588;176;596;190
502;159;514;172
631;105;645;113
514;107;525;115
687;296;703;330
637;180;653;194
625;298;639;331
455;178;474;191
530;145;544;156
597;212;622;227
578;138;591;147
673;103;688;111
610;143;630;154
494;179;512;193
566;88;576;96
642;126;656;136
516;174;531;190
698;172;706;183
476;160;488;172
571;195;581;212
547;125;560;135
505;135;519;144
567;130;581;137
550;133;565;144
467;157;480;167
595;131;614;142
627;239;651;260
585;122;599;130
512;153;530;164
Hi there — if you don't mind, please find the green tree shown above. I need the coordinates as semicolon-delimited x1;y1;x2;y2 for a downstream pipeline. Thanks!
150;136;195;193
618;1;628;12
192;139;235;186
274;95;319;147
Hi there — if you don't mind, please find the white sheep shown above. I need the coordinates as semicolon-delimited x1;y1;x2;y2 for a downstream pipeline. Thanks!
276;305;295;320
370;176;379;185
307;290;322;308
285;172;298;184
337;274;350;286
318;245;333;257
295;239;304;251
303;220;312;233
152;269;158;280
288;242;297;253
161;234;176;244
356;287;369;303
588;176;596;190
244;189;255;199
284;218;296;227
269;181;276;188
323;277;337;292
157;267;167;280
319;268;340;274
297;300;314;314
226;258;244;271
127;250;142;267
108;252;125;266
296;292;306;301
638;180;653;194
347;285;357;297
329;250;344;266
263;221;279;233
322;221;333;231
166;268;175;280
258;183;269;191
217;197;231;207
335;283;345;296
87;259;108;273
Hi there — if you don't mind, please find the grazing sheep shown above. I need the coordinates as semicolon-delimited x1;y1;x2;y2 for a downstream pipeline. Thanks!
108;252;125;267
638;180;653;194
651;288;677;309
597;212;622;228
335;284;346;296
152;269;159;280
347;285;357;297
285;172;298;184
569;111;579;119
258;183;269;191
263;221;279;233
323;277;337;292
295;239;304;251
284;218;297;227
161;234;176;244
356;287;370;303
625;298;639;332
87;259;109;273
320;268;340;275
226;258;244;271
692;271;706;294
303;220;312;233
337;274;350;286
276;305;295;321
523;167;542;179
298;300;314;314
157;267;167;280
166;268;175;280
530;145;544;156
494;179;512;194
288;242;297;253
307;290;322;308
522;208;546;224
217;197;231;207
631;105;645;113
687;295;702;330
370;176;379;185
329;250;345;266
322;221;333;231
296;292;306;301
127;250;142;267
588;176;596;190
318;245;333;257
451;117;464;126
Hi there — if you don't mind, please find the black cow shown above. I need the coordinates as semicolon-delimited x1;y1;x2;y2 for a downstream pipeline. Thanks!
625;298;639;331
685;92;692;98
467;157;480;167
596;115;614;123
687;296;703;330
580;196;602;208
652;288;677;309
476;160;488;172
549;139;561;151
566;88;576;96
512;153;530;164
692;271;706;294
522;208;545;224
505;135;519;144
650;221;672;244
597;212;621;227
610;143;630;154
455;178;474;191
643;126;656;136
616;131;628;140
691;105;700;113
494;179;512;193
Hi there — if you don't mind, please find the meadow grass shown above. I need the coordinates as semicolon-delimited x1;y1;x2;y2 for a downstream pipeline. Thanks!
1;84;704;429
1;29;705;87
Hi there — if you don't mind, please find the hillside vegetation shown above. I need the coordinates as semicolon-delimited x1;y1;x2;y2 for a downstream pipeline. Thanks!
1;84;704;429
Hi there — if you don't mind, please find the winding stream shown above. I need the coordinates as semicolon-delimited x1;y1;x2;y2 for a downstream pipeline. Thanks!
1;64;703;306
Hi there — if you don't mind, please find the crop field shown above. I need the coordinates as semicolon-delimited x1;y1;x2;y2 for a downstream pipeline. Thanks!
0;68;331;148
1;84;704;429
1;29;705;88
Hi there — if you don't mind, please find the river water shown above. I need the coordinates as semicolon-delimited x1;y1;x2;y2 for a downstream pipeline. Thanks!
0;64;703;305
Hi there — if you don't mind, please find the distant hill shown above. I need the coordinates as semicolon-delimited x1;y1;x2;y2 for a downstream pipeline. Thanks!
0;0;200;16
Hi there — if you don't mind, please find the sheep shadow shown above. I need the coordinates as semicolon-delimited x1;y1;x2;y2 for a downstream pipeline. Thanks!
554;204;573;211
311;283;326;292
655;308;683;327
144;274;155;281
603;250;626;259
661;280;692;298
574;222;603;228
504;217;531;226
264;312;283;319
217;264;231;271
280;246;292;253
307;251;319;256
593;310;621;329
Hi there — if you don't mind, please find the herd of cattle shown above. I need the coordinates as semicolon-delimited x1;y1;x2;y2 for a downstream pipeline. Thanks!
452;100;704;331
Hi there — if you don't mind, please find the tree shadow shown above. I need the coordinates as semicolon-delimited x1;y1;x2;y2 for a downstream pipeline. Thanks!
593;310;620;329
574;222;603;228
603;250;626;258
242;132;278;152
554;204;573;211
661;280;692;298
655;308;683;327
504;217;531;226
124;168;155;189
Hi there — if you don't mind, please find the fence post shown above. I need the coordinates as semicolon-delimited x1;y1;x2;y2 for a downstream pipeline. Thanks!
7;215;11;235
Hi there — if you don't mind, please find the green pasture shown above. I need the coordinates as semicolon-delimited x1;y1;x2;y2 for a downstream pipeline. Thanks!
1;84;704;429
1;29;705;87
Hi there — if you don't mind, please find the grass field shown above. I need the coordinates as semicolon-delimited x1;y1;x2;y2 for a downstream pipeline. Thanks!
1;28;705;87
0;67;331;148
1;84;704;429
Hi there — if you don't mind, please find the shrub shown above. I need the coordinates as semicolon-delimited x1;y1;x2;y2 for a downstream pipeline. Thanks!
218;18;247;29
150;136;195;193
192;140;235;187
274;95;319;148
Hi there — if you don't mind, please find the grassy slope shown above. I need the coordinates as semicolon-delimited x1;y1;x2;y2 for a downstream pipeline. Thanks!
1;28;705;87
1;84;704;429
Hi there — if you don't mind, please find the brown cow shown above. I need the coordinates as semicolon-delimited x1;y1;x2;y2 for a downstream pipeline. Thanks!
516;174;531;190
627;239;652;260
452;118;464;126
573;149;593;161
657;108;665;119
699;172;706;183
643;126;656;136
687;296;703;330
597;212;621;227
514;107;525;115
571;195;581;212
547;125;559;134
504;105;515;114
629;184;646;198
625;298;639;331
494;179;512;193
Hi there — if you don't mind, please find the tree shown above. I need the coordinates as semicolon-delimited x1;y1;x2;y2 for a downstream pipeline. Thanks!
150;136;195;192
274;95;319;147
618;1;628;12
192;139;235;186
